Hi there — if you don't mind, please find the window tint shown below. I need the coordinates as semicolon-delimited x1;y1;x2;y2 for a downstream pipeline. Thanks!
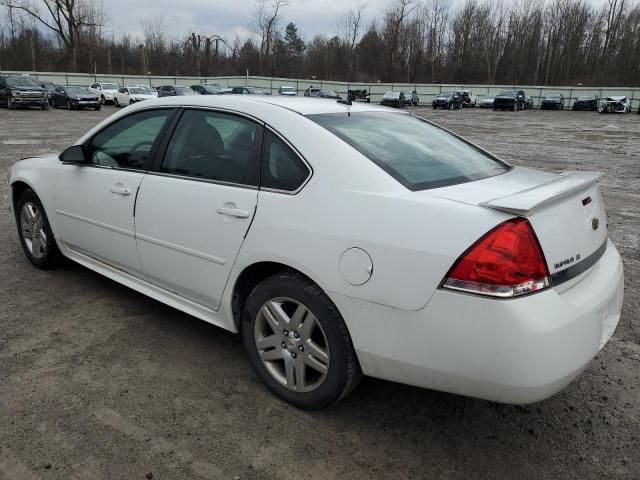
88;109;172;170
161;109;261;186
261;131;309;192
308;112;509;191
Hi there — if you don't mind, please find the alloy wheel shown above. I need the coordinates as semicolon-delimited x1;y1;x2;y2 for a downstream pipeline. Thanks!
20;202;47;260
254;297;330;392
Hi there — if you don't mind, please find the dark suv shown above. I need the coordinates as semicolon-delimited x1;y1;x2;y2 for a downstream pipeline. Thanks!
493;89;526;111
0;74;49;110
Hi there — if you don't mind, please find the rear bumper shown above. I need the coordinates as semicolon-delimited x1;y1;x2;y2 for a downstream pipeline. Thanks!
330;238;624;404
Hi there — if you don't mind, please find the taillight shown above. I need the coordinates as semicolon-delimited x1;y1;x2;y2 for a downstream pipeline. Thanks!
442;218;550;298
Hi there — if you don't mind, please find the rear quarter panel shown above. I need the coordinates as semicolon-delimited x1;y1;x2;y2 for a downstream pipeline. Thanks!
234;111;511;311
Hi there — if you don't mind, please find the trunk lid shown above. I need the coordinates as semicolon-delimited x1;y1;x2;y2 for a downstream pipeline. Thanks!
427;167;608;284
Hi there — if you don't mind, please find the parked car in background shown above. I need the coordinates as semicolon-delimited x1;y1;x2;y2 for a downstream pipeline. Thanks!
402;91;419;106
598;96;631;113
231;86;266;95
157;85;196;97
114;87;156;107
304;87;321;97
317;91;342;99
88;82;119;105
380;91;405;108
432;91;462;110
541;94;565;110
479;96;495;108
278;86;297;96
191;84;222;95
8;96;624;410
131;85;158;97
456;90;476;108
51;85;100;110
524;95;534;110
0;74;48;110
39;81;57;105
493;89;526;111
347;89;371;103
572;95;599;111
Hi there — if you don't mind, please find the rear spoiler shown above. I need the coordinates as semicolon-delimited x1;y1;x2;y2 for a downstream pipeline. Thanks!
480;171;603;216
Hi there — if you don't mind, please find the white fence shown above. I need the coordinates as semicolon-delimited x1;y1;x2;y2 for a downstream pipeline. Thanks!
4;71;639;108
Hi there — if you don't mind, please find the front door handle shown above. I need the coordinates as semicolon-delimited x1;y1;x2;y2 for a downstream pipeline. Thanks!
216;206;250;218
110;186;131;196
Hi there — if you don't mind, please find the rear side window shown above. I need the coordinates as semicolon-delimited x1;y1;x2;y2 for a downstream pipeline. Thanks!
161;109;262;186
261;131;310;192
308;112;509;191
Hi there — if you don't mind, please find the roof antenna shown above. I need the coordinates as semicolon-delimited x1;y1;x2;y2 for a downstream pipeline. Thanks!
337;98;352;116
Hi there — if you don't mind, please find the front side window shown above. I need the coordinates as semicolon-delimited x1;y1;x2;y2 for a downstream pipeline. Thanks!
308;112;509;191
161;109;262;186
88;109;172;169
261;131;310;192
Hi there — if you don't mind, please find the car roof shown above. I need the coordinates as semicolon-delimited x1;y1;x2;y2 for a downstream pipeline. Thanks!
125;94;393;116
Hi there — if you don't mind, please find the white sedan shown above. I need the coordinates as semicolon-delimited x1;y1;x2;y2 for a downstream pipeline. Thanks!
113;86;156;107
8;96;624;409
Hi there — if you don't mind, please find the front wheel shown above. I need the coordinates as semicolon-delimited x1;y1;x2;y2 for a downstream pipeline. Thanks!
100;95;105;105
7;98;15;110
15;189;63;270
114;98;120;107
242;271;361;410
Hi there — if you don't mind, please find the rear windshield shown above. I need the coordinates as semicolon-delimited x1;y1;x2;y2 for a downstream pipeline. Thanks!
308;112;509;191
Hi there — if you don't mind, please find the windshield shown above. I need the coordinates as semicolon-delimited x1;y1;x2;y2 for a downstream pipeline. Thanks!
308;112;509;191
247;87;264;94
67;86;91;95
384;91;400;99
577;96;594;101
174;86;194;95
129;88;147;94
280;87;295;92
101;83;118;90
7;76;40;87
438;91;455;97
546;95;561;99
498;90;516;96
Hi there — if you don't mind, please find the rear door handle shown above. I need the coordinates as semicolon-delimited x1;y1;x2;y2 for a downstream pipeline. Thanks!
216;206;250;218
110;186;131;196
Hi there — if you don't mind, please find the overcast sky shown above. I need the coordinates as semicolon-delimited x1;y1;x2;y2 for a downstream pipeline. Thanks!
108;0;410;44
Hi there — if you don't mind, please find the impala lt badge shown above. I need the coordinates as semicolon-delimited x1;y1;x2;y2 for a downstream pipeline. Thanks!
592;217;600;230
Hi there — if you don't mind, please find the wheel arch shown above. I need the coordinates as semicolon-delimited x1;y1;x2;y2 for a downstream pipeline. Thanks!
230;261;326;331
10;179;37;216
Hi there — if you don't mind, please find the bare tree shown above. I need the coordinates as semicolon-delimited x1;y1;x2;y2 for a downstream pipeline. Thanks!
253;0;287;75
0;0;104;71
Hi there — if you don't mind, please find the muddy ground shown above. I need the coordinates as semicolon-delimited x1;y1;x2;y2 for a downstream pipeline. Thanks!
0;104;638;480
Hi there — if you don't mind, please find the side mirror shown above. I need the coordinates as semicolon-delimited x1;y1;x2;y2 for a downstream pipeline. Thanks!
59;145;87;164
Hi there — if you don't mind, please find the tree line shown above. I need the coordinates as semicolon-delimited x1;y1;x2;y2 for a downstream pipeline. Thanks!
1;0;639;87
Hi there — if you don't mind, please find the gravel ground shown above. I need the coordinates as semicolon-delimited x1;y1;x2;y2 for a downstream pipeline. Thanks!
0;104;638;480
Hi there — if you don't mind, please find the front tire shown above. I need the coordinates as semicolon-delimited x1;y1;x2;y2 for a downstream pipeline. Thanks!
15;189;63;270
114;98;120;107
242;271;361;410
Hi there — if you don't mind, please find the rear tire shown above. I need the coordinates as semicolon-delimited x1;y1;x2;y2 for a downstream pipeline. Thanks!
15;189;63;270
242;271;362;410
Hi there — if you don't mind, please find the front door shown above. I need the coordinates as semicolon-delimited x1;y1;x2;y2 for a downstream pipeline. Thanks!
55;108;174;276
134;108;263;309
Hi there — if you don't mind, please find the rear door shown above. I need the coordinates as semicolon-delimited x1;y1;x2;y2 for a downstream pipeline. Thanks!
134;108;263;309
